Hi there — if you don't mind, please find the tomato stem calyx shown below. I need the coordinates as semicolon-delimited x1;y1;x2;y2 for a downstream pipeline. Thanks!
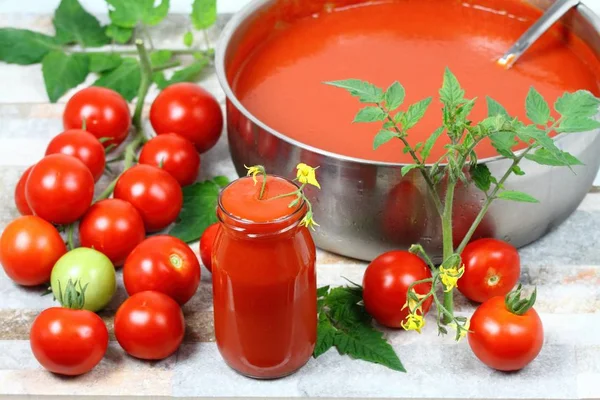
505;284;537;315
56;279;88;310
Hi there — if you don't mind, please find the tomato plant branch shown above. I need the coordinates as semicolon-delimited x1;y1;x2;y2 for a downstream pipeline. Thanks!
441;179;456;324
66;223;75;250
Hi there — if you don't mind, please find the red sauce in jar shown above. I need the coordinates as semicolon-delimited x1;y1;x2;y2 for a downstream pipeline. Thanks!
232;0;600;163
212;176;317;378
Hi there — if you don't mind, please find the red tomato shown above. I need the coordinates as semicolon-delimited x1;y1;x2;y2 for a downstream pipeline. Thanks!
114;291;185;360
382;180;427;246
199;223;219;273
79;199;146;266
26;154;94;225
123;235;200;305
114;165;183;232
139;133;201;186
63;87;131;149
14;165;34;216
45;129;106;182
452;200;495;248
149;83;223;153
458;239;520;303
362;251;433;328
30;307;108;376
468;294;544;371
0;216;67;286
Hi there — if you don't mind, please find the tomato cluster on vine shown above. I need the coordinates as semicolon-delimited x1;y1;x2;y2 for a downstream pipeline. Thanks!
0;82;224;376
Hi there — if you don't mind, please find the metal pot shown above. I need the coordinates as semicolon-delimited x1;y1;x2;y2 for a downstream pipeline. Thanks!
215;0;600;261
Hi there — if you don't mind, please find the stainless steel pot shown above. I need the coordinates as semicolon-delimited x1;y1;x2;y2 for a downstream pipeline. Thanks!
215;0;600;261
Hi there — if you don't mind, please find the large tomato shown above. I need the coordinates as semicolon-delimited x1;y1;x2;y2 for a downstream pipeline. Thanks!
0;216;67;286
14;165;34;216
51;248;116;312
458;238;520;303
30;307;108;376
114;165;183;232
63;87;131;149
199;223;219;273
114;291;185;360
123;235;200;305
138;133;200;186
149;83;223;153
362;251;433;328
79;199;146;266
45;129;106;182
468;289;544;371
26;154;94;224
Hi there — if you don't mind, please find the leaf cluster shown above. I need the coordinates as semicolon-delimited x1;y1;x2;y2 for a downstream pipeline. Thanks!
314;285;405;372
0;0;217;102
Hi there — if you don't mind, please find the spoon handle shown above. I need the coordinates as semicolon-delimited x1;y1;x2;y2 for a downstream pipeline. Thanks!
498;0;581;69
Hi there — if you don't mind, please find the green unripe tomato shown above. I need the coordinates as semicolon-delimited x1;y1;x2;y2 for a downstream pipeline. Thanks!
51;248;116;312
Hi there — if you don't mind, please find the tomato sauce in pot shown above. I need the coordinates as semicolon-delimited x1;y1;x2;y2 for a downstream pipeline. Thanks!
231;0;600;163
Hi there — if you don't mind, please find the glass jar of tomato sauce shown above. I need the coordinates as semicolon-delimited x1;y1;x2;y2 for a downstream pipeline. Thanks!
212;175;317;379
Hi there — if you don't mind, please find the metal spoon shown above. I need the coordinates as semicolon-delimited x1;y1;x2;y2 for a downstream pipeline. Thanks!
498;0;582;69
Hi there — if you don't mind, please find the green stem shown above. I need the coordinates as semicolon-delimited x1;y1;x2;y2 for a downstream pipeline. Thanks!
70;48;214;56
202;30;211;50
441;180;456;324
268;184;306;201
455;144;535;254
153;61;181;72
133;39;153;135
259;171;268;199
97;177;119;201
66;223;75;250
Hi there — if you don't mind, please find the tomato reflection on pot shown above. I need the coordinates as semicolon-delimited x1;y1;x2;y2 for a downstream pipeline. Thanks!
382;176;427;247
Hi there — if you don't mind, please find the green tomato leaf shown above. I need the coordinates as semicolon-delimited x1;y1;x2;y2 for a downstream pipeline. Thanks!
191;0;217;30
93;57;141;101
212;175;230;188
486;96;510;118
556;116;600;133
105;24;133;44
183;31;194;47
373;129;397;150
384;81;405;111
555;90;600;119
317;285;330;298
168;180;220;242
489;131;517;159
42;51;89;103
53;0;110;47
88;53;122;73
421;126;444;161
0;28;60;65
314;315;337;358
525;87;551;125
401;164;420;177
106;0;170;28
439;67;465;109
325;79;384;104
403;97;433;129
153;57;209;90
497;190;539;203
470;164;492;192
512;165;526;176
524;148;583;167
354;106;386;123
150;50;173;69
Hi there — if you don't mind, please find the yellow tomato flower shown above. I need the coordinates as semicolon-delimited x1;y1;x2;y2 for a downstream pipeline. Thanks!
299;211;320;231
244;165;264;185
439;264;465;292
296;163;321;189
450;319;470;342
402;290;429;313
401;312;425;333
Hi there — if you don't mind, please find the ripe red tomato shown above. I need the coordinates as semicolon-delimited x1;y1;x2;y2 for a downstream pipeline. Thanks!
123;235;200;305
113;165;183;232
30;307;108;376
362;251;433;328
382;180;427;246
458;238;520;303
45;129;106;182
468;294;544;371
199;223;219;273
14;165;34;215
114;291;185;360
26;154;94;224
149;83;223;153
79;199;146;266
0;216;67;286
139;133;200;186
63;87;131;149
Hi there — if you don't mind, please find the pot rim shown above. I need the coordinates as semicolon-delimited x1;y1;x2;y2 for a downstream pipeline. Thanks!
215;0;600;168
